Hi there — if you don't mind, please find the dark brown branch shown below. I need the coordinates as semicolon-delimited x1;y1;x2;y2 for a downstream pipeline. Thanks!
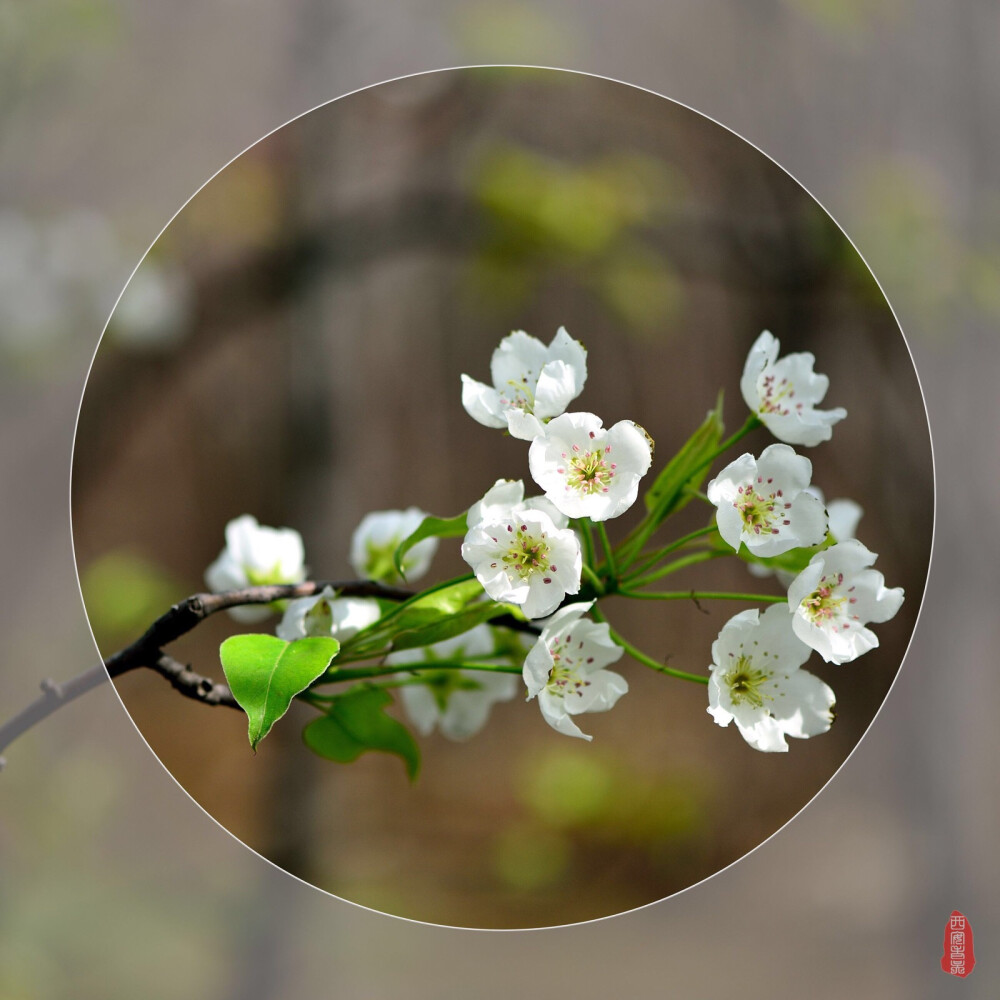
104;579;413;678
0;579;541;768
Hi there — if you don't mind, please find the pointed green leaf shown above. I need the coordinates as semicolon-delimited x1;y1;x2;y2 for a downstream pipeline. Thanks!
391;601;510;652
644;391;725;523
220;634;340;750
302;686;420;780
393;512;468;577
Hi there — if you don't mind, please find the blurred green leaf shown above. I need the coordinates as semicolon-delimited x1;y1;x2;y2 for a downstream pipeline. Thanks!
302;686;419;780
390;600;509;652
220;634;340;750
393;512;467;578
644;391;724;522
79;550;181;645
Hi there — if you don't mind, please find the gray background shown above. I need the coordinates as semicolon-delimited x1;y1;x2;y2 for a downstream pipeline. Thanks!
0;0;993;995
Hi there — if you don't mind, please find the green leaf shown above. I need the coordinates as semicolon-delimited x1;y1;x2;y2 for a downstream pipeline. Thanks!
302;686;420;780
391;601;510;651
220;634;340;750
405;576;485;615
393;513;468;577
643;391;725;524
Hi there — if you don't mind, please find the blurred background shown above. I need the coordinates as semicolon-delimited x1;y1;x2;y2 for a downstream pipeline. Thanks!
70;68;931;929
0;0;994;994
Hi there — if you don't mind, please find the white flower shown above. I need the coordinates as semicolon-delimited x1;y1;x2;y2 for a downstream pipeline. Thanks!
205;514;306;622
276;586;382;642
386;625;518;740
461;505;582;620
787;539;904;665
350;507;437;584
467;478;569;530
747;487;863;584
523;602;627;741
461;327;588;440
741;330;846;446
528;411;653;521
707;444;827;556
708;605;835;752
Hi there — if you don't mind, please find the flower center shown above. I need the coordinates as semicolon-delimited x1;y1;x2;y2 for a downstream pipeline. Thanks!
246;562;283;586
734;477;792;537
723;655;772;709
562;441;616;496
501;524;551;580
545;632;597;699
758;373;800;417
498;377;536;413
803;572;847;623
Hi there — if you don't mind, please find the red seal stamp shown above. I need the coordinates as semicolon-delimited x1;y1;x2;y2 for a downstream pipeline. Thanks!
941;910;975;978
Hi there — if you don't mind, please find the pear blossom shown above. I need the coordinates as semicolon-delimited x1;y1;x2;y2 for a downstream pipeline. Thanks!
523;602;627;741
385;625;518;740
708;605;836;752
461;327;588;440
467;478;569;530
462;503;582;620
205;514;306;622
528;411;653;521
741;330;846;446
276;586;382;642
350;507;437;584
707;443;827;556
787;539;904;665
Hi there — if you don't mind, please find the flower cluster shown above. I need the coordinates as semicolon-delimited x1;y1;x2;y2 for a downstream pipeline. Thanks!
204;325;907;769
703;331;903;750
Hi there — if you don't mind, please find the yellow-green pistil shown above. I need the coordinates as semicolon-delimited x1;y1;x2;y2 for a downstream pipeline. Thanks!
734;476;792;537
498;523;554;581
803;571;852;623
723;654;772;709
558;438;616;496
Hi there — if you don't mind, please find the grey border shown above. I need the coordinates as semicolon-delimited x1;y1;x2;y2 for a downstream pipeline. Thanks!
68;64;937;934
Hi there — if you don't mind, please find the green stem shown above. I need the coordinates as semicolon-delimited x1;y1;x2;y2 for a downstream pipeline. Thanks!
625;548;728;588
617;589;786;603
588;606;707;685
619;414;761;569
621;525;719;583
597;522;617;582
575;518;596;571
319;659;523;685
580;563;605;595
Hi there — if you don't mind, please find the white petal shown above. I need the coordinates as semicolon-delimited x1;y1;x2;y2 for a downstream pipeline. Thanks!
770;669;836;739
755;443;814;493
467;479;525;528
533;359;578;419
827;499;863;542
505;409;546;441
734;713;789;752
460;374;507;428
398;685;439;736
489;330;550;389
739;330;778;410
564;668;628;715
538;690;592;741
523;640;555;698
205;551;246;593
546;326;588;396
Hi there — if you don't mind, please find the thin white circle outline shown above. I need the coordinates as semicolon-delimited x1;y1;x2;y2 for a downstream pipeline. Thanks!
68;63;937;934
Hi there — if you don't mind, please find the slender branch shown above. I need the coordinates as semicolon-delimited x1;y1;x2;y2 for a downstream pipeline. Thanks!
0;667;109;767
105;579;412;678
0;577;547;768
617;589;787;603
621;525;720;584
